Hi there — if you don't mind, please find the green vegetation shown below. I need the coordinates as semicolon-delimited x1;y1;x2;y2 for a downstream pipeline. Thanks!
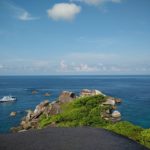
39;95;150;149
106;121;143;141
106;121;150;149
39;95;108;128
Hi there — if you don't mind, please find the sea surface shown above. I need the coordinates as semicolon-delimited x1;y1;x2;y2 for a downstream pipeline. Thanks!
0;75;150;133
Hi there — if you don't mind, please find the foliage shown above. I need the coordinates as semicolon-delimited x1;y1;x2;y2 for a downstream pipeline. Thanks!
140;129;150;148
39;95;108;128
106;121;143;141
106;121;150;149
39;115;51;128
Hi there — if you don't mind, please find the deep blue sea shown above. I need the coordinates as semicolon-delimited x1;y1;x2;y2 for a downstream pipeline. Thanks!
0;75;150;133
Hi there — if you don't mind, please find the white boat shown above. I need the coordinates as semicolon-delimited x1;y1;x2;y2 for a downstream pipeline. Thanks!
0;96;17;102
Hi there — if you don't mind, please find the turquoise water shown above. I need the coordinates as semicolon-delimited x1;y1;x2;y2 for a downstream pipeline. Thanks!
0;75;150;133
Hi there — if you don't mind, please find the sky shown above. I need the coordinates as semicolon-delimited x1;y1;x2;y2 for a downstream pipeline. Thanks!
0;0;150;75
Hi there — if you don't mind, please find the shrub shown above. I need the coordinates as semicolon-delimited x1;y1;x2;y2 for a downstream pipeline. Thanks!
39;116;51;128
106;121;143;141
140;129;150;148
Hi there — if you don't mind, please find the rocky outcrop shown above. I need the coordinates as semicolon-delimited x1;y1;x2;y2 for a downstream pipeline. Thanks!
111;110;121;118
114;98;122;103
59;91;76;103
80;89;105;97
101;97;122;122
11;89;122;132
102;99;116;106
32;90;38;94
11;100;52;132
43;93;51;97
10;112;17;117
48;102;61;115
11;93;67;132
102;97;122;106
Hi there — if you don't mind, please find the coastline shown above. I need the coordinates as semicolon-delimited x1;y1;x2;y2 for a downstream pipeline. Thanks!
1;75;150;133
9;89;150;149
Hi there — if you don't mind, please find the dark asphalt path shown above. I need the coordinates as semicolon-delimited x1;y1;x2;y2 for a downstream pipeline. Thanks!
0;127;148;150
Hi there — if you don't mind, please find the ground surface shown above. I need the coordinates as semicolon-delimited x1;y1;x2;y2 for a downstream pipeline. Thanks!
0;127;148;150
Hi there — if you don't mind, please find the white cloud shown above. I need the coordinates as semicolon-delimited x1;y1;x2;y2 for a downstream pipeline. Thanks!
70;0;122;5
47;3;81;21
5;2;39;21
17;11;39;21
75;64;98;72
1;58;150;75
60;60;68;71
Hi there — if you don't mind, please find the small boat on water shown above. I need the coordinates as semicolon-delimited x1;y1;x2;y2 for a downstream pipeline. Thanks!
0;96;17;102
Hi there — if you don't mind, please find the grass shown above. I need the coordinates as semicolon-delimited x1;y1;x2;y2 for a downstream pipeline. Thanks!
38;95;150;149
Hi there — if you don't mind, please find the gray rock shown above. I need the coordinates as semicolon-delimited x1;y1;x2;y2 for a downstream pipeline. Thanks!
80;89;105;97
102;99;115;106
32;90;38;94
22;121;31;130
10;112;17;117
111;110;121;118
43;93;51;97
59;91;76;103
114;98;122;103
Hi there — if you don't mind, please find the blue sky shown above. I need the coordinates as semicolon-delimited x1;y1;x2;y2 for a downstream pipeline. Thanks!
0;0;150;75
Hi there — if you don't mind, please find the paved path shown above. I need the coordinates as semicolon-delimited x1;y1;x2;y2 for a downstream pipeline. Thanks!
0;127;148;150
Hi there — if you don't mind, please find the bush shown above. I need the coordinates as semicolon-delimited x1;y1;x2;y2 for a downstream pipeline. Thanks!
106;121;143;141
140;129;150;148
39;95;108;128
39;116;51;128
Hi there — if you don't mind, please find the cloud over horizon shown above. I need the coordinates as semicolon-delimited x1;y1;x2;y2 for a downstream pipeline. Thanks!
0;57;150;75
47;3;81;21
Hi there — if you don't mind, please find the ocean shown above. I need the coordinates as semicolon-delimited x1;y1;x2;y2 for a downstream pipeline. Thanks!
0;75;150;133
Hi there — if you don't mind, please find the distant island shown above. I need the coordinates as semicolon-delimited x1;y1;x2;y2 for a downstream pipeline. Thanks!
10;89;150;149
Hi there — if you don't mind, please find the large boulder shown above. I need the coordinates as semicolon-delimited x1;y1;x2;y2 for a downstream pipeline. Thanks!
80;89;91;97
111;110;121;118
23;122;31;130
46;102;61;116
10;112;17;117
102;99;115;106
43;93;51;97
114;98;122;103
21;121;31;130
32;90;38;94
80;89;105;97
26;110;33;121
59;91;76;103
34;100;49;114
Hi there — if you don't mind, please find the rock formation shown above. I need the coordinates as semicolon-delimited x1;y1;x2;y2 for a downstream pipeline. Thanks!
32;90;38;94
80;89;105;97
59;91;76;103
10;112;17;117
111;110;121;118
11;89;122;132
43;93;51;97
